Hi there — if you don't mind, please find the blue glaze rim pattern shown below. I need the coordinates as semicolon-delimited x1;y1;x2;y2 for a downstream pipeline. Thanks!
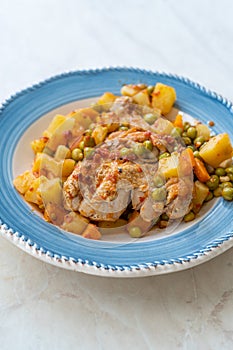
0;67;233;275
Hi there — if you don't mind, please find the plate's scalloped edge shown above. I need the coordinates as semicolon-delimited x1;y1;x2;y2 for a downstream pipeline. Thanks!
1;67;233;114
1;220;233;277
0;67;233;276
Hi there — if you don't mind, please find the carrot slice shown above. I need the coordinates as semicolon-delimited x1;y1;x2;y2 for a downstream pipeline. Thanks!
178;148;194;176
173;114;183;129
193;158;210;182
186;148;195;167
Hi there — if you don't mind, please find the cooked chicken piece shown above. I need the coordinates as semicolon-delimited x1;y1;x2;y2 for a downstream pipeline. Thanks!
63;158;149;221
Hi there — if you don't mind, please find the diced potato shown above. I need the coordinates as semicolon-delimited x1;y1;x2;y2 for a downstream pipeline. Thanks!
199;133;233;168
62;159;76;178
62;212;89;235
54;145;71;161
82;224;101;240
152;118;174;135
24;177;44;206
69;107;99;122
33;153;62;177
132;89;150;106
96;113;119;132
121;84;144;97
152;83;176;115
40;177;63;206
92;125;108;145
13;171;35;194
196;124;210;141
43;115;67;138
97;92;117;106
31;137;48;154
192;180;209;213
71;112;92;130
159;153;179;179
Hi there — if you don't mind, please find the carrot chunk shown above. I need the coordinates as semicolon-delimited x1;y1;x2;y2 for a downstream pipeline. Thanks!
194;158;210;182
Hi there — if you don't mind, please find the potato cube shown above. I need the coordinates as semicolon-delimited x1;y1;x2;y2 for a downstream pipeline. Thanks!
82;224;101;240
97;92;117;105
196;124;210;141
62;159;76;178
92;125;108;145
121;84;145;97
152;118;174;135
54;145;71;161
24;177;44;205
62;212;89;235
13;171;35;195
152;83;176;115
192;181;209;213
40;177;63;206
199;133;233;168
43;115;67;138
31;137;48;154
159;153;179;179
132;89;150;106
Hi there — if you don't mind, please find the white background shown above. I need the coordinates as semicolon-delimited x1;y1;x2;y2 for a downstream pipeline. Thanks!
0;0;233;349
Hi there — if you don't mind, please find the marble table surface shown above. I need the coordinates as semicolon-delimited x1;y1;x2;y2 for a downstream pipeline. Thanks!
0;0;233;349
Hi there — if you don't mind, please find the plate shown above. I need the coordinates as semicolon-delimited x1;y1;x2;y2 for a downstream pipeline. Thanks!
0;67;233;277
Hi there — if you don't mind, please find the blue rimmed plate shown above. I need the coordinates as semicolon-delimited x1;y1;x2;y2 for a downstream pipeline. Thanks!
0;67;232;277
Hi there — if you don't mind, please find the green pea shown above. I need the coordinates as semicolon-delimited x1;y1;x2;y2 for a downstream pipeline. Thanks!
147;85;154;95
133;144;146;156
226;166;233;174
143;113;157;125
205;191;214;202
153;174;165;188
84;147;94;158
181;131;188;137
171;127;182;137
194;136;205;147
187;145;196;152
120;147;132;157
215;167;226;176
151;187;167;201
193;150;201;159
187;126;197;139
228;173;233;181
219;182;233;189
161;213;169;221
71;148;83;161
222;187;233;201
159;152;170;160
206;175;219;190
119;125;129;131
183;122;191;131
129;226;142;238
184;211;195;222
213;187;222;197
79;140;85;150
182;137;192;145
143;140;153;151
